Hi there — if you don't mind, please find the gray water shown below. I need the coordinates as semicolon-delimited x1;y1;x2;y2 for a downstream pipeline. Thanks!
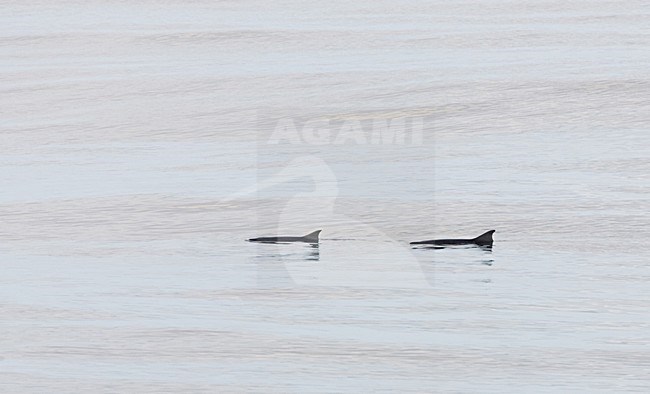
1;1;650;392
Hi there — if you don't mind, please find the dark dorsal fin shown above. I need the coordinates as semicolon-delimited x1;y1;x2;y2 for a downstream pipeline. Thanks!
301;230;322;242
473;230;495;245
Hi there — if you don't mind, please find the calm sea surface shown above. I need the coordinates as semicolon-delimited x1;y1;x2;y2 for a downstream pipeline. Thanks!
1;1;649;392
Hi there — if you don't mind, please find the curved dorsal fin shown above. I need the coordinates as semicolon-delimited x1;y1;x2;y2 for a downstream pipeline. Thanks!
302;230;322;242
473;230;495;245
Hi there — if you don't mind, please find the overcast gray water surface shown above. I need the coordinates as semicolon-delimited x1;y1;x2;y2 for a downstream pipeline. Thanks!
1;1;650;392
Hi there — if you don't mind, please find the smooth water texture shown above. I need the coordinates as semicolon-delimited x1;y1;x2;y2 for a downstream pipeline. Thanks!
1;1;650;392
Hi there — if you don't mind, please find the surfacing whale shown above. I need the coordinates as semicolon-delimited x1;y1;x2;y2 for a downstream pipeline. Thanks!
248;230;321;244
410;230;495;247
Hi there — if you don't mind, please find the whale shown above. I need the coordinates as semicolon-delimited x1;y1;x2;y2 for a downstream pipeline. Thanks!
410;230;495;247
248;230;321;244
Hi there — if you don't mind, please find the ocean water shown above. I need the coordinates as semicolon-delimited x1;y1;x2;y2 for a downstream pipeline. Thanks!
1;1;649;392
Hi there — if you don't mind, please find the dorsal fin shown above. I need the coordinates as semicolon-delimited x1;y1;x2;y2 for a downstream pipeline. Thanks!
473;230;495;245
302;230;321;242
